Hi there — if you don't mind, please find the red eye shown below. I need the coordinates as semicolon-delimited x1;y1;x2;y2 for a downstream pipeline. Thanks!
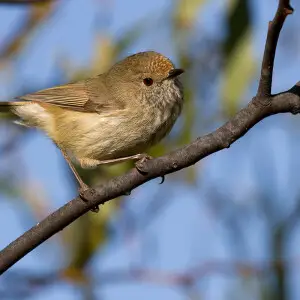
143;78;153;86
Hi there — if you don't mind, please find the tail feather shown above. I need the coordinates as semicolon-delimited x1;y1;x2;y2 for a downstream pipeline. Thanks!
0;101;28;113
1;101;52;129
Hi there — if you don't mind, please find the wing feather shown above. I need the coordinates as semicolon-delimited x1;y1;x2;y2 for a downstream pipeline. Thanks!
17;75;126;113
18;81;89;111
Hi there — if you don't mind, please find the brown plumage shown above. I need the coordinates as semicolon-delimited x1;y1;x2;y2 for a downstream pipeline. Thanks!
0;51;184;195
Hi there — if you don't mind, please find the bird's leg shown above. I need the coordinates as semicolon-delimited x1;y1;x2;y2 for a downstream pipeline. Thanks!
78;154;152;197
60;149;99;213
94;154;165;184
61;150;88;190
94;153;152;166
76;153;164;205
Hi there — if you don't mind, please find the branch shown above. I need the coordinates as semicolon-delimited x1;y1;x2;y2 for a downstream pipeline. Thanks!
0;0;296;274
257;0;294;97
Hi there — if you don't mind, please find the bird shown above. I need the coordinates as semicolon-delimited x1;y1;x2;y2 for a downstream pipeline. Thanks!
0;51;184;201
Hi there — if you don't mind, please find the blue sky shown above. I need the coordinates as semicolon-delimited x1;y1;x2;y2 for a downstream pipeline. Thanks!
1;0;300;299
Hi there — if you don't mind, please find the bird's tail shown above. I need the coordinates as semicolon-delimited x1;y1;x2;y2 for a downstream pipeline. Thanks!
0;101;50;128
0;101;28;113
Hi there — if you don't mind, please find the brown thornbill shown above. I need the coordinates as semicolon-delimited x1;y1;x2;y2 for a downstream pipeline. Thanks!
0;51;184;210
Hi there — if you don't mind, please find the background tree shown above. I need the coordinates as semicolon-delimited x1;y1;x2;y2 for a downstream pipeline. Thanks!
0;0;300;299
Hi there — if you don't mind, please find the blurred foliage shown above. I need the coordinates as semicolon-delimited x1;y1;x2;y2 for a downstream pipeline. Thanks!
0;0;295;299
0;1;57;68
173;0;207;29
222;0;256;116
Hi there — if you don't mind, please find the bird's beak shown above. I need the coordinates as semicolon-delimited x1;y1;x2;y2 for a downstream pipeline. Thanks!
166;68;184;79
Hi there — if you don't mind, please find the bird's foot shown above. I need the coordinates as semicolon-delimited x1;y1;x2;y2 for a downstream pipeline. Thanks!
134;153;152;172
78;184;99;213
135;154;165;184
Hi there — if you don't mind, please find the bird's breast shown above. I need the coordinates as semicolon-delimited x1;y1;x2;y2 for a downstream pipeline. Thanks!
141;79;183;145
55;82;183;161
145;101;181;145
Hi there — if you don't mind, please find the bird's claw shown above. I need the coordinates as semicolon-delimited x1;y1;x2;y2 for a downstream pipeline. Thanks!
135;154;152;173
135;154;165;185
78;185;99;213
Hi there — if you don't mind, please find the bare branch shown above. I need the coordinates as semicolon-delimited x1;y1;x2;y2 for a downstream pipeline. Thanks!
0;0;297;274
257;0;294;97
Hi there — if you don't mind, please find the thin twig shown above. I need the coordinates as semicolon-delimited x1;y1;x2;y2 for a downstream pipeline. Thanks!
257;0;294;97
0;0;297;274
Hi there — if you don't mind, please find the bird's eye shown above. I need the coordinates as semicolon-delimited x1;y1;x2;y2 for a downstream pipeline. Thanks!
143;78;153;86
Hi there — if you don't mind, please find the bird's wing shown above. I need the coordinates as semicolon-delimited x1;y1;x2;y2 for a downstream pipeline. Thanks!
18;76;125;113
